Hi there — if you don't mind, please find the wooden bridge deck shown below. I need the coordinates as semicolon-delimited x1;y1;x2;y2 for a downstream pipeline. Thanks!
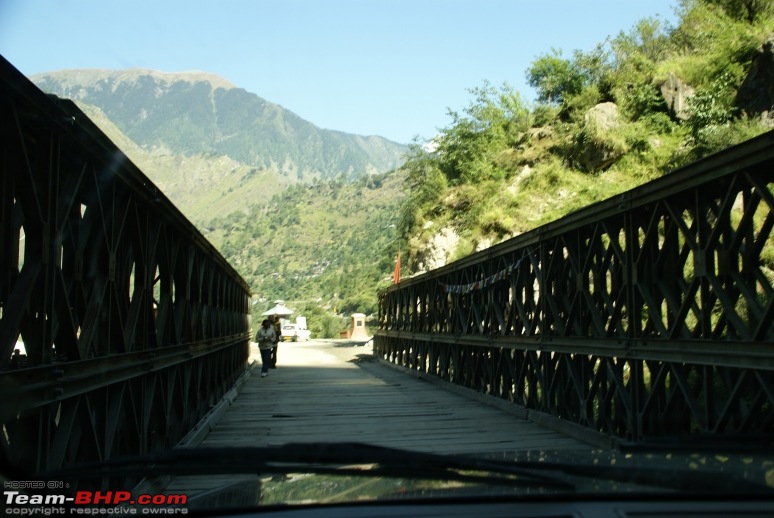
213;340;590;452
163;339;595;498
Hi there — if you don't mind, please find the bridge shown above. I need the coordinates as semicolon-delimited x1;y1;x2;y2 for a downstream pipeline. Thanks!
0;55;251;473
1;52;773;489
375;126;774;444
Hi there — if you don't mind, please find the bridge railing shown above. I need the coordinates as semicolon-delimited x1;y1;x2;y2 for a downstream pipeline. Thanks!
376;129;774;444
0;56;252;472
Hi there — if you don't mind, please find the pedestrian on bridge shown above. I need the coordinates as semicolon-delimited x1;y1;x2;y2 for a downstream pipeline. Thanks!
270;314;281;368
256;319;276;377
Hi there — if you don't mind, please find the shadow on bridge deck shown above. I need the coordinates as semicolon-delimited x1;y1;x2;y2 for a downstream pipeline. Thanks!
224;338;589;453
162;340;597;498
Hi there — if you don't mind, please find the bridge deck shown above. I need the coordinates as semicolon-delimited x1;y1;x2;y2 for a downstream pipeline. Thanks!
163;340;594;499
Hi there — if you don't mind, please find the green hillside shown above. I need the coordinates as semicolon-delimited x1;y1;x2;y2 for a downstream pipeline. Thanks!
203;171;404;338
75;102;288;223
397;0;774;273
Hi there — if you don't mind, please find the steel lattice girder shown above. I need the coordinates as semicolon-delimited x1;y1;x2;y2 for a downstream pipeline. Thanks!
0;56;252;472
376;130;774;442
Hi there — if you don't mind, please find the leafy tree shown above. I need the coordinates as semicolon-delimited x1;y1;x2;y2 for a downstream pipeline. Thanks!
435;82;531;184
610;17;672;80
526;45;614;120
684;71;740;153
608;17;673;119
620;83;668;121
671;0;762;84
397;82;534;246
397;142;447;234
526;49;586;105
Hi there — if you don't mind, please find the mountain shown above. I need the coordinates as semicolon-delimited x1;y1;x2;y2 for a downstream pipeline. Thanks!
24;68;408;331
31;69;407;182
208;169;405;337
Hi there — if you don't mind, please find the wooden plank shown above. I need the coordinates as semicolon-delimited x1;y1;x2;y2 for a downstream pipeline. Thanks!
164;340;595;496
201;340;593;452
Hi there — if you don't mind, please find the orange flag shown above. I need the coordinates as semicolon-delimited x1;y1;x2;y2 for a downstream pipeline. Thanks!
393;249;401;284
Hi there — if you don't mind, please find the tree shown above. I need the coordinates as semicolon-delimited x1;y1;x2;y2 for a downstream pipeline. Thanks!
397;139;447;237
434;82;530;184
610;17;671;86
526;49;586;105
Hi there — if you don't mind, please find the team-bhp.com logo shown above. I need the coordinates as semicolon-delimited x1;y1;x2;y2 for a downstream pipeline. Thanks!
4;482;189;515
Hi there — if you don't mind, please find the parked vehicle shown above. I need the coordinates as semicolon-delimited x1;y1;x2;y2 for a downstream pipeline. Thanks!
280;323;311;342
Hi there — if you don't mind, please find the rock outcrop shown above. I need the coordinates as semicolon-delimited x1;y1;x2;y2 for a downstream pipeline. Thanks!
660;72;695;120
412;226;460;273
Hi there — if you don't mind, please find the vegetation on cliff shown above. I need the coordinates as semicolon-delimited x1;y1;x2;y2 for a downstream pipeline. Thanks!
397;0;774;273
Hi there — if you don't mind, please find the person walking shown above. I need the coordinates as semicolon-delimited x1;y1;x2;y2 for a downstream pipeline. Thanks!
270;315;281;368
256;319;276;377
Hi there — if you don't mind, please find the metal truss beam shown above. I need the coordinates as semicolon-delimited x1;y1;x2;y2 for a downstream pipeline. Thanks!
376;129;774;443
0;56;252;472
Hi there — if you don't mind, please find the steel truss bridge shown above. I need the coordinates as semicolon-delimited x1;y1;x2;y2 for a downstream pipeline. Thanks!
0;56;252;472
376;130;774;445
2;47;773;478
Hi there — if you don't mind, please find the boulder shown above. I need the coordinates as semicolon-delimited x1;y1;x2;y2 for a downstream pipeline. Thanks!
584;102;620;130
575;103;626;172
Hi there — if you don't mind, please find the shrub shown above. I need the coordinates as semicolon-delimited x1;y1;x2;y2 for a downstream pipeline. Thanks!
620;83;669;120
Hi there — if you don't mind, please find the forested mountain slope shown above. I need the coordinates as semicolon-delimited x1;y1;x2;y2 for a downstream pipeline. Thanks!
207;171;404;338
32;68;407;183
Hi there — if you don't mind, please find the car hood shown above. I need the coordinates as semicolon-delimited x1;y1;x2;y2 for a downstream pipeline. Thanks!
30;441;774;511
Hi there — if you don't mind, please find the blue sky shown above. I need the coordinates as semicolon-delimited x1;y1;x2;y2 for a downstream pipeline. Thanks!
1;0;679;144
